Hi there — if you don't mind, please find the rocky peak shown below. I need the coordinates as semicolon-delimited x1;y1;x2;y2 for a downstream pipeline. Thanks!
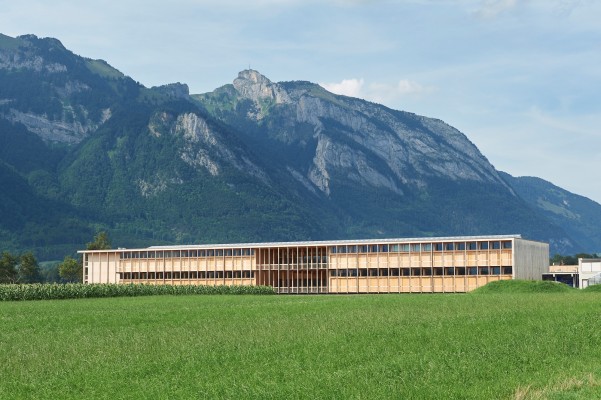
233;69;290;104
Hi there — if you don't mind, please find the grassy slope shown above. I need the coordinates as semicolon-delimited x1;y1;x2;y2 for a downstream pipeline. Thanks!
1;293;600;399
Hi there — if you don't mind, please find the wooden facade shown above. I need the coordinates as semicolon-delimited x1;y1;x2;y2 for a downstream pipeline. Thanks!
79;235;549;293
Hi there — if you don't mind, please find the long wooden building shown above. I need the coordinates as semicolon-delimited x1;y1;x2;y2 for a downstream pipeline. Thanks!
79;234;548;293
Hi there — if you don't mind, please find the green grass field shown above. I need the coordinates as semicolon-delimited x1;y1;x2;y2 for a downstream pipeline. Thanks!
1;286;601;399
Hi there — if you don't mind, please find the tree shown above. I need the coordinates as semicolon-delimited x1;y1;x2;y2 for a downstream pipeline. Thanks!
86;231;111;250
0;251;18;283
550;253;599;266
58;256;82;283
18;252;41;283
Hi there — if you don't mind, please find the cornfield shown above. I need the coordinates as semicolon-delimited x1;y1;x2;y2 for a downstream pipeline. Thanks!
0;283;275;301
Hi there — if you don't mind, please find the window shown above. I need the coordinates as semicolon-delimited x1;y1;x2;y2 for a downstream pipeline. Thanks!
468;267;478;275
379;269;389;277
359;269;368;277
379;245;389;252
479;242;489;250
400;244;410;252
422;243;432;251
338;269;348;277
491;241;501;250
445;267;455;276
468;242;477;250
234;271;242;278
502;241;512;249
348;269;358;277
330;270;338;277
434;243;443;251
390;268;400;276
422;268;432;276
456;243;466;251
348;246;357;253
359;245;368;253
479;267;489;275
181;251;189;258
411;244;421;252
330;247;337;254
369;245;378;253
390;244;399;252
491;267;500;275
445;243;454;251
433;268;443;276
502;266;513;275
225;271;233;278
411;268;421;276
401;268;411;276
456;267;466;275
368;268;378;277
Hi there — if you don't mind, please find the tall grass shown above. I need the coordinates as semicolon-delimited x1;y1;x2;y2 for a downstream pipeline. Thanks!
1;291;600;399
0;283;274;301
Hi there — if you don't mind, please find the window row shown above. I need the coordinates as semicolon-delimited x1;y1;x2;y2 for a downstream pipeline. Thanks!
330;241;512;254
121;249;256;260
259;256;328;265
119;270;256;280
329;266;513;277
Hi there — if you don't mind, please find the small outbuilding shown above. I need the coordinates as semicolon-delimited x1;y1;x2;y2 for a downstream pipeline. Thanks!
543;258;601;288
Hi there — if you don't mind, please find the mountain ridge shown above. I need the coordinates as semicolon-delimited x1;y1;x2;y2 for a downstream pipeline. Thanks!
0;33;599;258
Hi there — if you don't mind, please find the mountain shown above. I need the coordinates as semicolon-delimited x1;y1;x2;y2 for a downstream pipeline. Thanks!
500;173;601;254
0;33;598;259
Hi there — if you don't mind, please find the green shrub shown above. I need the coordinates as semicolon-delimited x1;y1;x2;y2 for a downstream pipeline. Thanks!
0;283;275;301
583;284;601;292
471;279;574;294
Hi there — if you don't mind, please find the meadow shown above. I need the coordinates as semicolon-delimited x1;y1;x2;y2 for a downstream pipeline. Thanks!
1;285;600;399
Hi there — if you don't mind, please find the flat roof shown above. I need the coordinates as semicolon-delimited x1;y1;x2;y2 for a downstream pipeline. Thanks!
78;234;523;253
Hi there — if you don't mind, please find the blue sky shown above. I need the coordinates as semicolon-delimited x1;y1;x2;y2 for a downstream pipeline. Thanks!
2;0;600;203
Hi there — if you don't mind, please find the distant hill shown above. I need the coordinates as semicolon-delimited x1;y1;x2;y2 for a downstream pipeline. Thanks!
500;173;601;254
0;33;597;259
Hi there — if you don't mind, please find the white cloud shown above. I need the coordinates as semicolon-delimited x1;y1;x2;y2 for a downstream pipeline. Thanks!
397;79;428;95
320;78;432;104
473;0;519;18
320;78;365;97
